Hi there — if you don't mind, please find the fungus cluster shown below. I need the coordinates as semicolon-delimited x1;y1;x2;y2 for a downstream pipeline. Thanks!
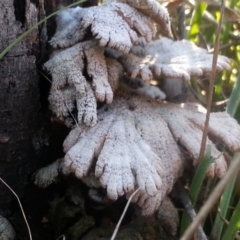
35;0;240;227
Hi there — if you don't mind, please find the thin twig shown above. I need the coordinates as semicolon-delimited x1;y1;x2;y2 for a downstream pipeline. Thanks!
176;181;207;240
198;0;225;161
56;235;66;240
209;41;240;53
217;208;229;226
189;85;229;107
181;152;240;240
0;178;32;240
178;4;186;40
111;188;140;240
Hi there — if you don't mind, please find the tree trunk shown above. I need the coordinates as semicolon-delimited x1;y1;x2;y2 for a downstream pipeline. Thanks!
0;0;39;206
0;0;70;238
0;0;51;238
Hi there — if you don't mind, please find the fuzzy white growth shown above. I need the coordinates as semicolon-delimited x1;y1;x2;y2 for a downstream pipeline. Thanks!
84;44;113;103
197;111;240;152
160;103;230;178
63;92;240;213
108;0;171;37
83;5;136;53
135;84;166;99
63;127;86;153
49;7;86;48
45;42;96;126
64;116;115;179
44;41;119;126
41;0;240;218
95;117;163;199
76;82;98;127
65;113;163;200
128;189;165;216
0;216;16;240
120;75;166;99
108;3;156;42
130;190;179;219
50;2;160;53
48;86;76;125
34;158;71;188
120;38;231;82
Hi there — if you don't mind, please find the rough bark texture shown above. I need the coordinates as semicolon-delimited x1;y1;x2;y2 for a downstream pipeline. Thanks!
0;2;54;240
0;0;42;209
0;0;70;238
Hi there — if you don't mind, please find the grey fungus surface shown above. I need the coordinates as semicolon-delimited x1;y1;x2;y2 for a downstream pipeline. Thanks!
50;2;160;52
0;216;16;240
38;0;240;218
44;41;111;127
62;93;240;214
120;38;231;82
34;158;71;188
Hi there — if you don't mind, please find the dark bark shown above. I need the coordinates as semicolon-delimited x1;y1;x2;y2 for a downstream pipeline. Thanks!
0;0;67;238
0;0;44;210
0;1;53;239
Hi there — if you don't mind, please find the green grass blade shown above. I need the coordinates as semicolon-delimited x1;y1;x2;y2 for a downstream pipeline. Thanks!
211;72;240;240
180;145;212;235
211;152;240;240
210;172;237;240
188;2;208;42
227;72;240;123
215;0;238;101
222;190;240;240
221;0;237;44
0;0;86;60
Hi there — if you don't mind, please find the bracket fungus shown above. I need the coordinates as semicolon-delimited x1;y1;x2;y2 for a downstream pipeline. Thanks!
120;37;231;82
62;92;240;214
44;41;124;126
38;0;240;222
49;2;158;52
35;93;240;215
